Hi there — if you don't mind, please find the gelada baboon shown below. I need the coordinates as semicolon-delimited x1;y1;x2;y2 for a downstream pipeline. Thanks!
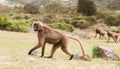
95;28;106;39
28;21;90;60
107;32;118;43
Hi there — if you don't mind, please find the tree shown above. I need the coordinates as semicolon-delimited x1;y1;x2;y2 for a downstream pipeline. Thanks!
77;0;96;16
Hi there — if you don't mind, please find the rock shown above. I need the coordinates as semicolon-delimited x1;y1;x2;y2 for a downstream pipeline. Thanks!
74;50;83;59
97;46;119;61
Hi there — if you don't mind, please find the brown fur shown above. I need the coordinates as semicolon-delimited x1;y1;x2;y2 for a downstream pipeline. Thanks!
107;32;118;43
95;28;106;39
28;21;90;60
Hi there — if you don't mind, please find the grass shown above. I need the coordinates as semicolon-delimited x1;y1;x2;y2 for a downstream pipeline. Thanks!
0;30;120;69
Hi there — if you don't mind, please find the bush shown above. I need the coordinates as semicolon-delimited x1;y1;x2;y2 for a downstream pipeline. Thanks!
0;15;32;32
96;10;114;19
92;47;102;58
13;15;23;20
0;16;11;30
48;23;75;32
72;20;90;29
105;15;120;26
9;20;32;32
23;3;39;14
84;16;97;25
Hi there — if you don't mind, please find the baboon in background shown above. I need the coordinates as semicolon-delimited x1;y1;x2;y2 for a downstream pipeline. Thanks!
95;28;106;39
28;21;91;61
107;32;119;43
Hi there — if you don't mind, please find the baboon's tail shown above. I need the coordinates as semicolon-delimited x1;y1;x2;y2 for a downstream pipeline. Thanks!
67;35;85;57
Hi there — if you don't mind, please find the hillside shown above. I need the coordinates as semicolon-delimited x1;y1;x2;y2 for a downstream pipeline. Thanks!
0;0;119;10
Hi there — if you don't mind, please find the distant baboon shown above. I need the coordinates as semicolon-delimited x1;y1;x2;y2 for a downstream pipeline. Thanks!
95;28;106;39
28;21;91;61
107;32;119;43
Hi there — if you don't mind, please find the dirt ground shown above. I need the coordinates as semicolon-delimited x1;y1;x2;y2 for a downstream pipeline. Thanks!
0;30;120;69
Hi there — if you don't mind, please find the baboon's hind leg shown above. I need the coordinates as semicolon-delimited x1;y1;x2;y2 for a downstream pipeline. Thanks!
61;46;73;60
47;43;60;58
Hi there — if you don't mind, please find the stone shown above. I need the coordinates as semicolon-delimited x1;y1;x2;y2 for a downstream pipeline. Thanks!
97;46;119;61
74;50;83;59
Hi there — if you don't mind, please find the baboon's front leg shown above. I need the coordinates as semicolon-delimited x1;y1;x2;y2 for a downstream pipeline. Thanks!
41;42;46;57
28;42;43;55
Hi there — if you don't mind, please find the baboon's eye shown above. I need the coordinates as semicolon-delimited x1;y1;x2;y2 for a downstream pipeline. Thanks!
34;24;38;28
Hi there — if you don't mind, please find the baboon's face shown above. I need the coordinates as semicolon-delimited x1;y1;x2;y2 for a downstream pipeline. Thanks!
33;23;38;31
33;21;43;31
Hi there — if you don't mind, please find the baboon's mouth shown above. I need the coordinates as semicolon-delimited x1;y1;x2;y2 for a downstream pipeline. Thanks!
34;29;38;31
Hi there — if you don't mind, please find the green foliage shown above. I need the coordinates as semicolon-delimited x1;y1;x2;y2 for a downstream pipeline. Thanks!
92;47;102;58
0;15;32;32
105;15;120;26
48;23;75;32
23;3;39;14
77;0;97;16
0;16;11;30
9;20;32;32
96;10;114;19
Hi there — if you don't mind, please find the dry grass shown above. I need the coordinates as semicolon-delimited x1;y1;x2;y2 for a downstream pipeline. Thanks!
0;30;120;69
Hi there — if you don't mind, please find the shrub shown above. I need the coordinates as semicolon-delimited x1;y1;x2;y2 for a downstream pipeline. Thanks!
96;10;114;19
9;20;32;32
0;16;11;30
92;47;102;58
105;15;120;26
13;15;23;20
0;15;32;32
72;20;90;29
84;16;97;25
48;23;75;32
23;3;39;14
